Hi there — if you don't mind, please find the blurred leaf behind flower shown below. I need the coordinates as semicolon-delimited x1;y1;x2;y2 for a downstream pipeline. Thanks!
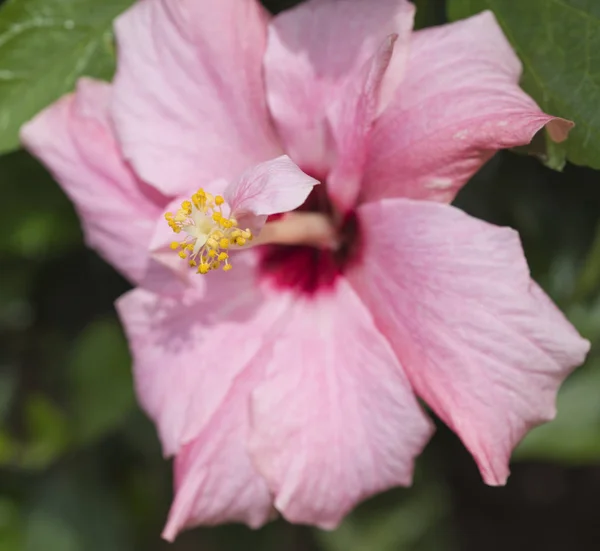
448;0;600;171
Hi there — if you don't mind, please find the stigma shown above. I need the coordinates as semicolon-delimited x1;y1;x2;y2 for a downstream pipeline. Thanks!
164;189;252;274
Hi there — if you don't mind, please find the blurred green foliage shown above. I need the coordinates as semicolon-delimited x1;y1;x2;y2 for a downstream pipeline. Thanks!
1;0;600;550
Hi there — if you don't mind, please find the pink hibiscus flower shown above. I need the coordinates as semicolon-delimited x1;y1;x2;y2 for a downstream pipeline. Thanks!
21;0;589;541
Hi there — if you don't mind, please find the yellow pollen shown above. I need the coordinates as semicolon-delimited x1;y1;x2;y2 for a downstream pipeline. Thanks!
164;188;252;275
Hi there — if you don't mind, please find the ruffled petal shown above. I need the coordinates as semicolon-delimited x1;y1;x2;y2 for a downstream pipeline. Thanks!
362;11;573;204
249;278;433;528
264;0;415;177
348;199;590;484
326;36;397;212
162;348;274;540
116;264;293;456
20;78;165;284
225;155;319;228
112;0;282;196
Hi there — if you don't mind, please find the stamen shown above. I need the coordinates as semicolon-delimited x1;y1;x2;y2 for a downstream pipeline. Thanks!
165;189;252;274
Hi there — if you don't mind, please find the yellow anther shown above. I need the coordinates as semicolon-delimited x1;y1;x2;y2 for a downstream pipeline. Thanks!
165;188;250;276
192;194;203;209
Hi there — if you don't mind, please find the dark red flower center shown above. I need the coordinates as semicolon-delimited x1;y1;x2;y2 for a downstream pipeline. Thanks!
258;184;361;295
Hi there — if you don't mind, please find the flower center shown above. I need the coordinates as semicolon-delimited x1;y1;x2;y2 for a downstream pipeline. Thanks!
165;189;252;274
258;186;361;295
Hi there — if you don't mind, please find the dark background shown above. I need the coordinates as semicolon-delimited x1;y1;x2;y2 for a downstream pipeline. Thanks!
1;0;600;549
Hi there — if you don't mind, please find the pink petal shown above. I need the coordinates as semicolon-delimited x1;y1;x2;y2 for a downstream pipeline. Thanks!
20;78;165;284
348;199;590;484
264;0;415;177
162;351;274;540
249;278;433;528
112;0;282;196
225;155;319;225
326;36;397;212
116;268;292;457
362;11;573;204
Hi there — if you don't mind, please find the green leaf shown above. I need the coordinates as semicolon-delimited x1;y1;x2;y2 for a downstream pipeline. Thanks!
573;221;600;303
0;393;70;471
67;318;135;445
447;0;600;170
0;150;81;257
19;394;70;470
0;0;134;154
515;362;600;463
26;465;132;551
0;498;25;551
315;471;456;551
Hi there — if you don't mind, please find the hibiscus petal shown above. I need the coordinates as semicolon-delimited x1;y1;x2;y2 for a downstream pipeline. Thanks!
225;155;319;226
249;278;433;528
326;36;397;212
348;199;590;484
362;11;573;204
162;349;274;540
20;78;164;284
116;267;292;457
112;0;282;196
264;0;415;177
